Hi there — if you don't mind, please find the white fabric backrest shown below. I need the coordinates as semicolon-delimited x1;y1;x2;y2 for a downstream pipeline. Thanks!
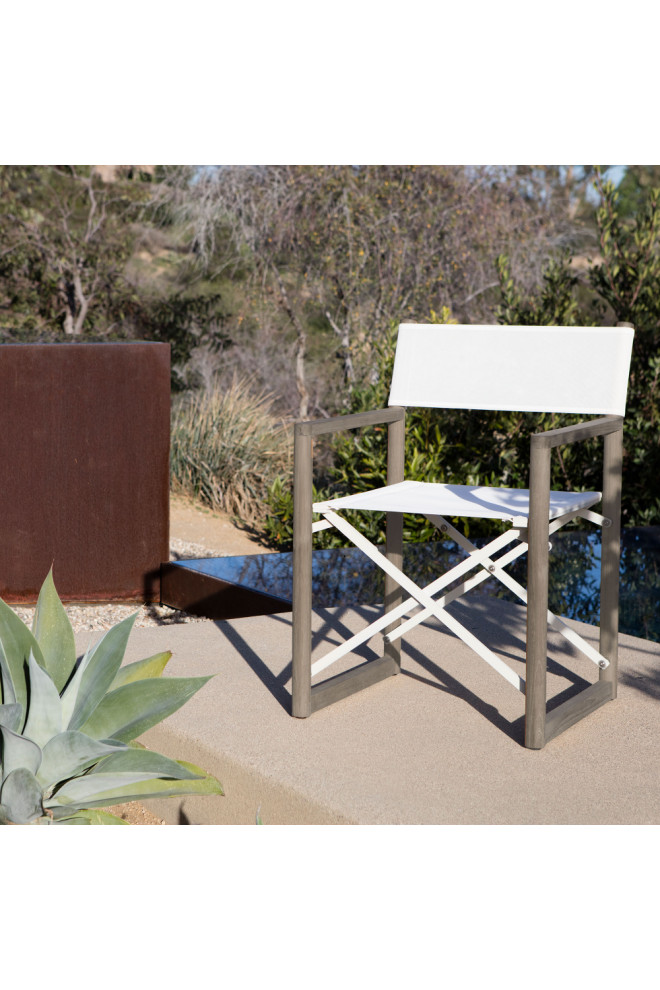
388;324;634;415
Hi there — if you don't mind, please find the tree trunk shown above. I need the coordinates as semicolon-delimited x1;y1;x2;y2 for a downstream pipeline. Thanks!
325;310;355;387
272;265;309;419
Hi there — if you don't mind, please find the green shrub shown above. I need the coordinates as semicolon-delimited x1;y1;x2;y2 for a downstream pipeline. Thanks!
497;174;660;528
171;377;291;525
267;177;660;546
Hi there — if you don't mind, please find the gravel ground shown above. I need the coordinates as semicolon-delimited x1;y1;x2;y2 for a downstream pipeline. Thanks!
11;537;220;633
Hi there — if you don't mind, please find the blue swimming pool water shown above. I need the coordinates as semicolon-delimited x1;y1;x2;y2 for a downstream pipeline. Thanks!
177;526;660;643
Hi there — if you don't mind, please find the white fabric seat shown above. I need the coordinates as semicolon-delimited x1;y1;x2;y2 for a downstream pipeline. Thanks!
315;481;602;526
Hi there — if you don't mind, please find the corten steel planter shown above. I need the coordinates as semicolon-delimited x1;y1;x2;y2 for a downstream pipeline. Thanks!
0;341;170;604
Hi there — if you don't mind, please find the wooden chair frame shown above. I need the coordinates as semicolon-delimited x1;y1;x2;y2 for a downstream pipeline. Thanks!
290;324;632;749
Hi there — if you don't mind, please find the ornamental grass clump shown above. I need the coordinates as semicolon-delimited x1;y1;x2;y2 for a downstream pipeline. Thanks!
0;571;222;825
170;376;291;525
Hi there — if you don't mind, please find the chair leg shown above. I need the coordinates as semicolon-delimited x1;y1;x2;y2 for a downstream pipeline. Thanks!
526;441;551;749
292;425;313;717
599;427;623;699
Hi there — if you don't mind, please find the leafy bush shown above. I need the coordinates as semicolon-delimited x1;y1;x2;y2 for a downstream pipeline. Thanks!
171;377;292;526
267;171;660;549
497;173;660;527
0;571;222;825
116;291;229;391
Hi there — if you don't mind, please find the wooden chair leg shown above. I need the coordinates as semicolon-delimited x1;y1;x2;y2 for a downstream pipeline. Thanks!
525;440;551;749
599;427;623;699
292;425;313;717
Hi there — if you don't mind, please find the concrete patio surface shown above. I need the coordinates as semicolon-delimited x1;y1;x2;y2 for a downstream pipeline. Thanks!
75;597;660;824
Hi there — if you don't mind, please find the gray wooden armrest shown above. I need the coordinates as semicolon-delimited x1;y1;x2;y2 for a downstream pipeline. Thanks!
531;414;623;450
294;406;405;438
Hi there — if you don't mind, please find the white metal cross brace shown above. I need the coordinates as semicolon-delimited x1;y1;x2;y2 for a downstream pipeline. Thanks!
310;523;523;678
316;508;526;691
310;503;609;691
385;510;576;645
423;512;610;671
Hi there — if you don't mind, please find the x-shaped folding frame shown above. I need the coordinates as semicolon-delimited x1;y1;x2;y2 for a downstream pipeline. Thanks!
291;406;624;749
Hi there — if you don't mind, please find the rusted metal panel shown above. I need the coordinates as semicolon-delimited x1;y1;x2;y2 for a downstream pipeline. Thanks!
0;342;170;604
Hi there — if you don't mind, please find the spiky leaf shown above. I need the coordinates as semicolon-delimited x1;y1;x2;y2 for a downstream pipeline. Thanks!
176;757;224;788
78;675;212;743
0;597;44;711
0;703;23;733
0;654;17;707
22;653;62;749
47;771;181;809
47;768;223;816
90;747;200;779
67;612;139;731
31;569;77;693
57;809;129;825
59;640;95;728
0;724;42;779
37;731;128;788
110;651;171;690
0;768;43;823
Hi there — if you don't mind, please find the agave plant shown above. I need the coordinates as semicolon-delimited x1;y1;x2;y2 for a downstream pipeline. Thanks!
0;570;222;824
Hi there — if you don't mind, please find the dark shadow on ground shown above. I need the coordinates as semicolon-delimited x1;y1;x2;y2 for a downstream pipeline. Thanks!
215;620;292;711
215;598;598;735
620;666;660;701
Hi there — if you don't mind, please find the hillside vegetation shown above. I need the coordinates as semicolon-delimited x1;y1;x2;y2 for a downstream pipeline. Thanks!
2;165;659;533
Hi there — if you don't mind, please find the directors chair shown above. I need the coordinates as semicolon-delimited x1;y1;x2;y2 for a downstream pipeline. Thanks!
291;323;635;748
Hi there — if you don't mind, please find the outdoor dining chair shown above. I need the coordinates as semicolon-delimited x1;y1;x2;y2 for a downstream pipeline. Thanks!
291;322;635;748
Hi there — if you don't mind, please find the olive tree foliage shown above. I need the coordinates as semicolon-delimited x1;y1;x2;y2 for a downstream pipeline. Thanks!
614;166;660;219
0;166;230;388
0;166;146;336
264;167;660;548
498;169;660;526
505;165;605;221
149;165;575;419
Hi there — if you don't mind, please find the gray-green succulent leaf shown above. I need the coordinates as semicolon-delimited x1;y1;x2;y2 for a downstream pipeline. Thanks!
89;747;201;779
0;653;17;708
22;652;62;748
0;768;44;824
1;723;42;778
57;808;130;825
31;568;77;693
47;768;223;817
0;572;221;825
0;596;44;711
36;732;129;788
79;675;212;743
110;651;172;690
0;703;23;733
67;611;140;731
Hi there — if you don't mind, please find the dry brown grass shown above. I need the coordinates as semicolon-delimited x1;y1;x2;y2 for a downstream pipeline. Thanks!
170;377;291;525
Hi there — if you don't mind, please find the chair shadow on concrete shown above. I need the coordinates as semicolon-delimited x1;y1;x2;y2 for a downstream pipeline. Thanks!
213;606;384;714
620;665;660;701
213;600;597;745
215;619;292;711
399;636;591;747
